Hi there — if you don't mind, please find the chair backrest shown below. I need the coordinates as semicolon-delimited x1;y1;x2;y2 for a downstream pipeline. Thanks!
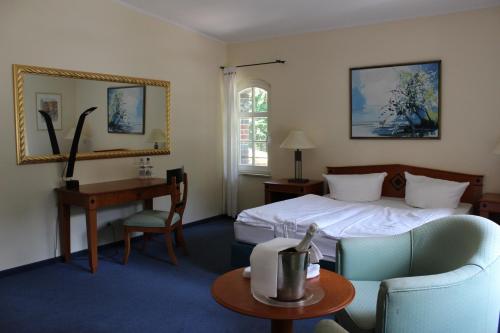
410;215;500;276
166;171;188;227
167;168;184;185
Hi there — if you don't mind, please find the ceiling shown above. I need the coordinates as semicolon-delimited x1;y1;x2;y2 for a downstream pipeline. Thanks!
118;0;500;42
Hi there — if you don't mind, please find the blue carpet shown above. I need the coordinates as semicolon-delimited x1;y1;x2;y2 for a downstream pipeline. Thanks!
0;217;328;333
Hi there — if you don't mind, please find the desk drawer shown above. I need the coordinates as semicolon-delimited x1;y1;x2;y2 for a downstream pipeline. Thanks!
93;185;170;208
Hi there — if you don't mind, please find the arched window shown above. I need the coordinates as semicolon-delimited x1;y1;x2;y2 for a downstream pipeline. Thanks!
238;81;270;174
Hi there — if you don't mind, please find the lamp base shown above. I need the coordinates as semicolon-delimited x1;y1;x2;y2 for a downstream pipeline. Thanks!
66;180;80;190
288;178;309;184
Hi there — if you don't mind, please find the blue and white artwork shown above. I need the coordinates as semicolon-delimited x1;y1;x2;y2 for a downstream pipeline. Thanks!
107;86;145;134
351;61;440;138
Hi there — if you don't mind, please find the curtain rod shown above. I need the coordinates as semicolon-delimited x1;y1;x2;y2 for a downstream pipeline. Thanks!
220;59;286;70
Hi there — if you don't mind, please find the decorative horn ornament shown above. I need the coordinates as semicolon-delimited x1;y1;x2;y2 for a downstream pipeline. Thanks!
38;110;61;155
65;107;97;190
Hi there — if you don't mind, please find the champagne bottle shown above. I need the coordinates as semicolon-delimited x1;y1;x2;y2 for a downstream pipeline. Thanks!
295;223;318;252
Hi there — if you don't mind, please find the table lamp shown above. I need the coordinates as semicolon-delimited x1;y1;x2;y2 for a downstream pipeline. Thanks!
148;128;166;149
65;107;97;190
280;130;315;183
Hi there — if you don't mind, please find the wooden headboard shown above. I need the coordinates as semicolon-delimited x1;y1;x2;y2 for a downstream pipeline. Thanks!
326;164;483;208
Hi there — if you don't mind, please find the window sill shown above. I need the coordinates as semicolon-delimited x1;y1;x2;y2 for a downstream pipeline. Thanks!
239;171;271;178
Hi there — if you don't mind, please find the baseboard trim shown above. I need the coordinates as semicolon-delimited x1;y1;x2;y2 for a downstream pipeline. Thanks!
0;214;229;278
184;214;230;228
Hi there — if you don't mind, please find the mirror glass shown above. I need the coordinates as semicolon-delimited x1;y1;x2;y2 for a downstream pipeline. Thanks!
14;65;170;164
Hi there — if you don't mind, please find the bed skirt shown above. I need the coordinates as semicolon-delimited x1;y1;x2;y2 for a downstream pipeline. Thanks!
230;240;336;271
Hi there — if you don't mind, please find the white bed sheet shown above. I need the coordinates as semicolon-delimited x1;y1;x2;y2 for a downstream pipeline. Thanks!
235;195;472;261
234;222;339;261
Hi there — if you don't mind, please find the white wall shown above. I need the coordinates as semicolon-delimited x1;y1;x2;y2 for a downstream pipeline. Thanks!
229;7;500;211
0;0;226;271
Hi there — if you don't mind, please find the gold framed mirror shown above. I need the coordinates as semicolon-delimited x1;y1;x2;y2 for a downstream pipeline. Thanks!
13;64;170;164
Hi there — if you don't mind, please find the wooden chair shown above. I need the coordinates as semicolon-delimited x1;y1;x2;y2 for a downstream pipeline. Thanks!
123;172;188;265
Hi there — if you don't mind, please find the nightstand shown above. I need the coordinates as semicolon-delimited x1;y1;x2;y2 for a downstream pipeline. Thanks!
264;179;324;204
479;193;500;222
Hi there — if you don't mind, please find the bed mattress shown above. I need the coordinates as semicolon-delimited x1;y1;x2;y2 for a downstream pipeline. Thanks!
234;195;472;262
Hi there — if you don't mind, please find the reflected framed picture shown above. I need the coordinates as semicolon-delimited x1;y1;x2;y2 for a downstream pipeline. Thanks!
107;86;145;134
350;60;441;139
36;93;62;130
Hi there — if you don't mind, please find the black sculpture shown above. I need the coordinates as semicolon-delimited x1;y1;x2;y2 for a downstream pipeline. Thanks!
38;110;61;155
65;107;97;190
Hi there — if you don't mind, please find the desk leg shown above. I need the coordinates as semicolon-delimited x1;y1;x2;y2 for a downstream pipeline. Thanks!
143;198;153;210
142;199;154;248
86;209;98;273
271;319;293;333
58;203;71;262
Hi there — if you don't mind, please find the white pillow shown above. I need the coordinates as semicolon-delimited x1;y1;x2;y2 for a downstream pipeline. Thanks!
323;172;387;202
404;171;469;209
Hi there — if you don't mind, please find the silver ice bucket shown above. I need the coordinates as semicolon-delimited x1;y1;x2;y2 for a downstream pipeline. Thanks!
275;249;309;301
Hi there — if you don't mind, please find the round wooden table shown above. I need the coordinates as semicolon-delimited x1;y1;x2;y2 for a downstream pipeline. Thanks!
211;268;355;333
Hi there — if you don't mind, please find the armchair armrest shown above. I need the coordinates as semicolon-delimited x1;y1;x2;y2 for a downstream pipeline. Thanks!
380;264;481;292
377;265;494;333
336;232;411;281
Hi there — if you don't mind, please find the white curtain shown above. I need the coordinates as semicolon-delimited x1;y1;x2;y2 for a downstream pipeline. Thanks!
222;67;239;217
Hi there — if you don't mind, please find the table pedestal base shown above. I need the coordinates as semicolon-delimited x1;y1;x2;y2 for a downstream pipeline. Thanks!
271;319;293;333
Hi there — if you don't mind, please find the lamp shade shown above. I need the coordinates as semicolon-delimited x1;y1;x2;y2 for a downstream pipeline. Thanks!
148;128;166;143
280;130;315;150
494;141;500;155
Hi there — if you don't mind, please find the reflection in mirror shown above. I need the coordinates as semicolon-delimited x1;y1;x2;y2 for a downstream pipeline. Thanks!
13;65;170;164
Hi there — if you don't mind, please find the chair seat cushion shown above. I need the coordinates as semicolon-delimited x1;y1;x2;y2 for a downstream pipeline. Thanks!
123;210;180;228
343;280;380;331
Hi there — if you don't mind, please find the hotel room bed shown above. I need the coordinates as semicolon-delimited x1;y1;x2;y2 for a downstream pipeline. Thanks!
233;164;483;263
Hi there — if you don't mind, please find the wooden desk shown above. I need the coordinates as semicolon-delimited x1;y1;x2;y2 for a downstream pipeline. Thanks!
56;178;172;273
211;268;354;333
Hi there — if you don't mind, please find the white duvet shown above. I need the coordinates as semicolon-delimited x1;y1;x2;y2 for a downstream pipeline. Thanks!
236;194;465;239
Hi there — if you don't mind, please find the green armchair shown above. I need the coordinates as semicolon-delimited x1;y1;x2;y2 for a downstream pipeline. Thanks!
315;215;500;333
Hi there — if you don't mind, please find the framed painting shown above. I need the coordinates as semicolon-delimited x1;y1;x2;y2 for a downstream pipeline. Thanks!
36;93;62;130
107;86;145;134
350;60;441;139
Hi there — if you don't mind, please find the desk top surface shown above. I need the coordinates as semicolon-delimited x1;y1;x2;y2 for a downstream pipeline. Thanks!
211;268;354;320
55;178;168;195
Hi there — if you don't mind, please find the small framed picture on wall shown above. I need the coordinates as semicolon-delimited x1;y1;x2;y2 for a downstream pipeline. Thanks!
36;93;62;130
107;86;146;134
350;60;441;139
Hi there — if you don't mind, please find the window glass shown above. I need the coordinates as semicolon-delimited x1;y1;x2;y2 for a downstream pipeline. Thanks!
239;117;253;142
240;143;251;165
239;88;252;113
254;117;267;141
238;83;269;172
254;88;268;112
254;142;268;167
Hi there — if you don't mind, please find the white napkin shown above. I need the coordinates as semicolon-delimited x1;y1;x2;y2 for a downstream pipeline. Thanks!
309;242;324;263
250;237;300;298
307;263;320;278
